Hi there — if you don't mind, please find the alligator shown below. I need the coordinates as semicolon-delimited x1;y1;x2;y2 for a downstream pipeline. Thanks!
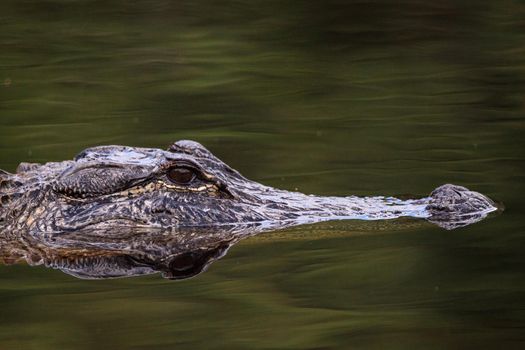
0;140;498;234
0;140;500;279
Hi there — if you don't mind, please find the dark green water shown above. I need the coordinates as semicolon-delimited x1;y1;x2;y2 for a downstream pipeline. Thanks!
1;0;524;349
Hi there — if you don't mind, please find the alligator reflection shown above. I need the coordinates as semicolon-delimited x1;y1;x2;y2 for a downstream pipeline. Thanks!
0;223;291;280
0;208;498;280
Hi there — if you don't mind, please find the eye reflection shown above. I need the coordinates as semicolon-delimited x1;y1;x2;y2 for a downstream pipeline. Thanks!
167;167;196;185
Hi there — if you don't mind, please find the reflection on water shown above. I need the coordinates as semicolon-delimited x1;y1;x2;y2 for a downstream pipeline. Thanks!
0;208;498;280
1;225;261;280
0;0;524;348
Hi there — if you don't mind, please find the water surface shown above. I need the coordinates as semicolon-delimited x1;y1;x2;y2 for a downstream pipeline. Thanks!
1;0;524;349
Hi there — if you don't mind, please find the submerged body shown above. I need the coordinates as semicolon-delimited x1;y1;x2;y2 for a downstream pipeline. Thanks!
0;140;497;233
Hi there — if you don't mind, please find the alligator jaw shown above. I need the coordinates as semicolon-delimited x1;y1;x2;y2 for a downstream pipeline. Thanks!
245;183;497;230
246;188;429;224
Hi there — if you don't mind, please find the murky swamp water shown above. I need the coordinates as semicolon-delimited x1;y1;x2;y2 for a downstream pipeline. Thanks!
0;1;524;349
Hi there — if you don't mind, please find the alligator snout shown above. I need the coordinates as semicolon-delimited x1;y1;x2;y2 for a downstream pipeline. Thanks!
427;184;498;230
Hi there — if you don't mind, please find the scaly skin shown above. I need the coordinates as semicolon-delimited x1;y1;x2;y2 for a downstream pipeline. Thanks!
0;140;498;233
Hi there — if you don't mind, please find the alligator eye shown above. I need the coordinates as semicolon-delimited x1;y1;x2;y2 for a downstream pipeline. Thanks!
167;167;196;185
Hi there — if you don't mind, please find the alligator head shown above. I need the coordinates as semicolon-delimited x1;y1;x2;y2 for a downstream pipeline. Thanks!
0;140;498;233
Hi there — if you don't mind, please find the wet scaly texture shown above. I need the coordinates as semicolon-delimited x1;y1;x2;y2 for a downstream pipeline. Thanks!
0;141;497;235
